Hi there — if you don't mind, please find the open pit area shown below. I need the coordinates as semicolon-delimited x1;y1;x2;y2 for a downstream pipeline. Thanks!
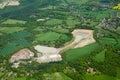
34;29;95;63
0;0;20;9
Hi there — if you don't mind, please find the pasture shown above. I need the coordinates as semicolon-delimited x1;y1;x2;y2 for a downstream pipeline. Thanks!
84;73;116;80
0;39;30;55
0;27;25;34
117;68;120;79
49;28;69;33
66;16;79;28
99;37;117;46
35;31;68;42
79;9;113;20
67;0;89;5
92;49;106;62
2;19;26;24
12;30;31;38
45;19;62;26
44;72;72;80
65;43;99;62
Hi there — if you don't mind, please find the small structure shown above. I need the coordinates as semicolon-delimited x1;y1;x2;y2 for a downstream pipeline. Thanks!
9;48;34;63
87;67;94;73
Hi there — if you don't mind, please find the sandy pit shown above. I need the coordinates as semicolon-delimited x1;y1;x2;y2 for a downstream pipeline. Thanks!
34;29;95;63
0;1;20;9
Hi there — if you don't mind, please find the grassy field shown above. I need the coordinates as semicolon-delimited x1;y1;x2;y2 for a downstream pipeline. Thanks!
44;72;72;80
0;27;25;34
12;30;31;38
45;19;62;26
66;16;79;28
2;19;26;24
92;49;106;62
49;28;69;33
35;31;68;42
33;27;44;32
67;0;89;5
83;73;116;80
65;43;99;62
79;9;113;20
117;68;120;79
99;37;117;46
0;44;19;55
0;39;30;55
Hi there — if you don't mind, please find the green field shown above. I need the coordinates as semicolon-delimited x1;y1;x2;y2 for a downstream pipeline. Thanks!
0;39;30;55
45;19;62;26
66;16;79;28
35;31;68;42
15;77;35;80
2;19;26;24
92;49;106;62
99;37;117;46
0;27;25;34
65;43;99;62
84;73;116;80
79;9;113;19
44;72;72;80
12;30;31;38
49;28;69;33
117;68;120;79
67;0;89;5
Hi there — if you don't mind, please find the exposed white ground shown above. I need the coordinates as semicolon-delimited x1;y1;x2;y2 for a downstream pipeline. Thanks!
34;29;96;63
9;29;95;66
0;0;20;9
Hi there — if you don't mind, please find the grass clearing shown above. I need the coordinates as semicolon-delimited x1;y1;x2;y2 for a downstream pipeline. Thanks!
0;39;30;55
79;9;113;20
45;19;62;26
117;68;120;79
12;30;31;38
65;43;99;62
49;28;69;33
44;72;72;80
35;31;68;42
2;19;26;24
99;37;117;46
0;27;25;34
67;0;89;5
66;16;79;28
84;73;116;80
92;49;106;62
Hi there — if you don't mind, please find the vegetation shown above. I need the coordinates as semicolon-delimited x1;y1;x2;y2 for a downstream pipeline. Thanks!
2;19;26;24
65;43;99;62
92;49;106;62
0;0;120;80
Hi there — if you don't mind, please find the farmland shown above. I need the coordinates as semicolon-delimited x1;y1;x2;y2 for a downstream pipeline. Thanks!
0;27;25;34
83;73;116;80
35;31;69;42
92;49;106;62
65;43;99;62
0;0;120;80
12;30;31;38
0;39;30;55
44;19;63;26
2;19;26;24
67;0;89;5
99;37;117;46
43;72;72;80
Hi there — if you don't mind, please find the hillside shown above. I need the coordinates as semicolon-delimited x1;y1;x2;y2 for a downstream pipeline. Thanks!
0;0;120;80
